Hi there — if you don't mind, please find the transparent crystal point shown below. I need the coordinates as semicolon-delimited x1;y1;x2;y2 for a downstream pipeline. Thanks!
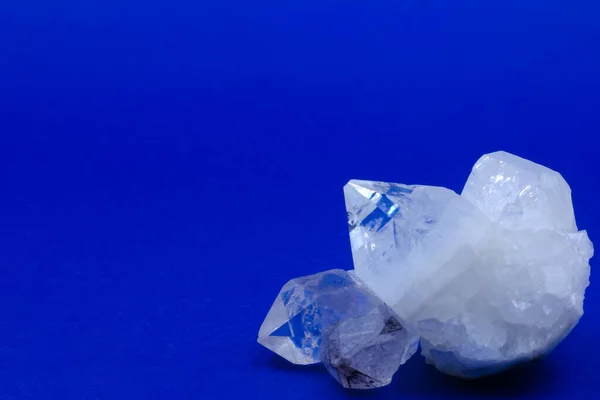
344;179;491;321
258;270;357;365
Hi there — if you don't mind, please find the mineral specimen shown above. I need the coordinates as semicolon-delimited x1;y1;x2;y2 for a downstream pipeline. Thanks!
257;269;419;387
345;151;593;378
259;151;593;387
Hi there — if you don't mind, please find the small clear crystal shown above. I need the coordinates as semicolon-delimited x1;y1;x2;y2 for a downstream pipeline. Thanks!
258;269;419;386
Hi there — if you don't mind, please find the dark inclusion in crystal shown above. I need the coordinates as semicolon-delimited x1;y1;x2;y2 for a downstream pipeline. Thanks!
321;305;418;389
330;360;383;389
381;316;404;334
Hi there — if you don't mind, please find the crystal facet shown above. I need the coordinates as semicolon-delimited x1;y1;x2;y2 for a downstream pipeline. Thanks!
258;269;419;386
258;269;355;365
321;304;418;389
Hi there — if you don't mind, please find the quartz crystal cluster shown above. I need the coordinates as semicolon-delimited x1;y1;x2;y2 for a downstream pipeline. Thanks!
258;151;593;387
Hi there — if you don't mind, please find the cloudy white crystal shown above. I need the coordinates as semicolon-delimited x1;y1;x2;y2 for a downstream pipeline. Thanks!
462;151;577;231
344;151;593;378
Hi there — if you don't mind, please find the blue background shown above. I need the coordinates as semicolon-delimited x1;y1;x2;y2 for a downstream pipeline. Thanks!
1;1;599;399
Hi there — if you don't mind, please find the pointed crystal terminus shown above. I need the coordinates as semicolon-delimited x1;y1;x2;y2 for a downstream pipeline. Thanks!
257;269;360;365
344;179;490;321
258;269;419;388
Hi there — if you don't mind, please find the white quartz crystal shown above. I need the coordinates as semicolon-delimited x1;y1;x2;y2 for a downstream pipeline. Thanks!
345;151;593;378
462;151;577;232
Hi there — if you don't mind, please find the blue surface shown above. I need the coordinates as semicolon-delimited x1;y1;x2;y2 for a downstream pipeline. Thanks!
0;1;599;399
